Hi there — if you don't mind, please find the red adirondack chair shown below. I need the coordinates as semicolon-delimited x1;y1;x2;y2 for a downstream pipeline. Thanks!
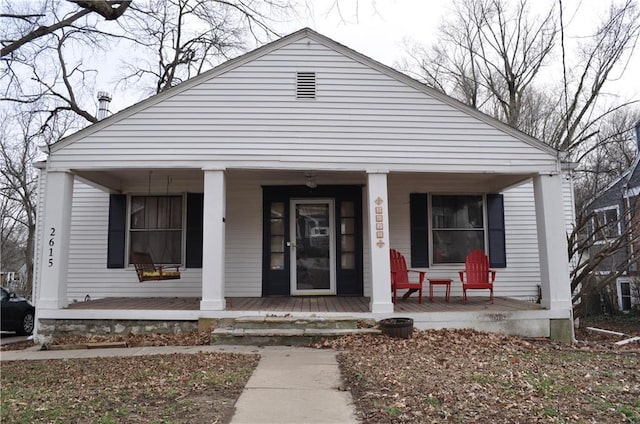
458;249;495;303
390;249;425;304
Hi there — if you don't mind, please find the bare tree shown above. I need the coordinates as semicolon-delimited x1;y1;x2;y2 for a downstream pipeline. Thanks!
1;185;27;274
401;0;640;155
401;0;557;132
116;0;300;94
552;0;640;153
1;0;131;58
1;113;41;294
573;109;640;208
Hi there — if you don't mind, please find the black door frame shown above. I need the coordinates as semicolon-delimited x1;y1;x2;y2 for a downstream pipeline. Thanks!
262;185;364;296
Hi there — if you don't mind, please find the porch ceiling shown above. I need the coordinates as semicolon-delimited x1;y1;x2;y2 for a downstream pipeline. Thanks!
73;169;205;192
73;168;535;194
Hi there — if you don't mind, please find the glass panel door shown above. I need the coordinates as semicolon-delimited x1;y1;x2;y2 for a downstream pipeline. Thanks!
290;199;336;295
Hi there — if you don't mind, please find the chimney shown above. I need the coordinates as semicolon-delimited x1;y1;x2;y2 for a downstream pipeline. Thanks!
635;120;640;153
97;91;112;120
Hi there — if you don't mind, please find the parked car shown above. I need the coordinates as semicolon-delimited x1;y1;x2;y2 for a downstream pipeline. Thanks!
1;287;35;335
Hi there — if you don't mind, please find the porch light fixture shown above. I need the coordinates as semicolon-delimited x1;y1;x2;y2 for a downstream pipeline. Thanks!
305;172;317;188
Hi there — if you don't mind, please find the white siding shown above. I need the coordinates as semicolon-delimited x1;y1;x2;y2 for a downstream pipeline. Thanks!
49;37;557;174
224;176;263;296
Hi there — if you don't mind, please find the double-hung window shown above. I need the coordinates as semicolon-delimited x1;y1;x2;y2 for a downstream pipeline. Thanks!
431;195;485;264
410;193;504;267
129;195;183;264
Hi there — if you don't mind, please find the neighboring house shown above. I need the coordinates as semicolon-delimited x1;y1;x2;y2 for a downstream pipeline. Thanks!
584;123;640;313
33;28;575;340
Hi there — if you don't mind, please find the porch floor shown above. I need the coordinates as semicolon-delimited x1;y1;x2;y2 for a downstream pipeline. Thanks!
65;296;542;313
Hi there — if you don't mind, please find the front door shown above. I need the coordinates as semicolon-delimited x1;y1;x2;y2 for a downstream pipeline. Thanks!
262;185;363;297
290;199;336;295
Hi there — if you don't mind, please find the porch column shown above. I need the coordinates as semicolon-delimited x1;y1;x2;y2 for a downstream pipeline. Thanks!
366;171;394;313
533;174;572;311
200;169;226;311
38;170;74;309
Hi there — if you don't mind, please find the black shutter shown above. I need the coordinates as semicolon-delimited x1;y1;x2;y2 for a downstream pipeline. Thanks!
410;193;429;267
107;194;127;268
185;193;204;268
487;193;506;268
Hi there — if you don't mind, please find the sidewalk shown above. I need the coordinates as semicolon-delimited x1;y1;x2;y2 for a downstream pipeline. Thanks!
1;344;359;424
229;347;359;423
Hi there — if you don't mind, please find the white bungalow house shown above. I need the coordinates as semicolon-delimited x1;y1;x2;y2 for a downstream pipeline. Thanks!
33;28;575;340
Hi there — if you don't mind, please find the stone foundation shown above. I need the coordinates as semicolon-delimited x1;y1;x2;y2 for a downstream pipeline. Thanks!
38;319;198;337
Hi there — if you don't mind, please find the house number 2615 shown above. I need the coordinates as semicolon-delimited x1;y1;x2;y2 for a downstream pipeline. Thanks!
48;227;56;267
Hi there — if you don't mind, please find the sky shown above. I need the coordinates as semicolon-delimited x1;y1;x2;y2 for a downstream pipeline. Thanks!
104;0;640;113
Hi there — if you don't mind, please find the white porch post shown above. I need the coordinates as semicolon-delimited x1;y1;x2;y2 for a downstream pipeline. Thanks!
367;171;394;313
38;170;74;309
533;174;572;311
200;169;226;311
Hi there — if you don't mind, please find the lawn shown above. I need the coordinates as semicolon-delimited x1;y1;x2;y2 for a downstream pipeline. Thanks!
2;316;639;423
333;329;640;423
1;352;259;423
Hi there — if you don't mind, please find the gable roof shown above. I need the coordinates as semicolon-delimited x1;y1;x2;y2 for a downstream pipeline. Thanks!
586;155;640;213
51;28;559;157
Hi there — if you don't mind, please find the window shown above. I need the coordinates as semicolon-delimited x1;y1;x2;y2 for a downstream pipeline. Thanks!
617;279;632;311
592;206;620;242
340;201;356;269
129;195;183;264
269;202;285;270
431;195;484;264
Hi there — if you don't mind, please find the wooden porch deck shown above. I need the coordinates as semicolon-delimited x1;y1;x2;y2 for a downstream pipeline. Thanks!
66;296;542;313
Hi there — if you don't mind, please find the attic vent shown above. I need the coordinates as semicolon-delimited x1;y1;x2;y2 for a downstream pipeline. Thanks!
296;72;316;99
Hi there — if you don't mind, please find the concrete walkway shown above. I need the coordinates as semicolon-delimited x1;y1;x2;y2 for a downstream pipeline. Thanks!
1;344;359;424
229;347;358;424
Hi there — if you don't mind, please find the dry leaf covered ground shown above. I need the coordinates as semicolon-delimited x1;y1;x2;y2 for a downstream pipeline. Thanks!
1;315;638;423
331;329;639;423
1;352;259;423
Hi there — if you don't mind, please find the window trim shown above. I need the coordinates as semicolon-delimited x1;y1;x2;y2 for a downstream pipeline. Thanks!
125;193;187;266
428;193;488;265
592;205;621;245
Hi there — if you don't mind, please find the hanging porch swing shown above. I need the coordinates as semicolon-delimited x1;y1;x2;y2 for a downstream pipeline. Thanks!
130;171;182;282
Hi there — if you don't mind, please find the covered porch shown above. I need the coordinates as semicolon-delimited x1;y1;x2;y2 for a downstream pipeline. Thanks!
36;167;573;339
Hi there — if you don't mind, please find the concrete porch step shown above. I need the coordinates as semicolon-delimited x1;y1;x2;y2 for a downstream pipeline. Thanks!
208;316;381;346
231;316;376;330
210;327;381;346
